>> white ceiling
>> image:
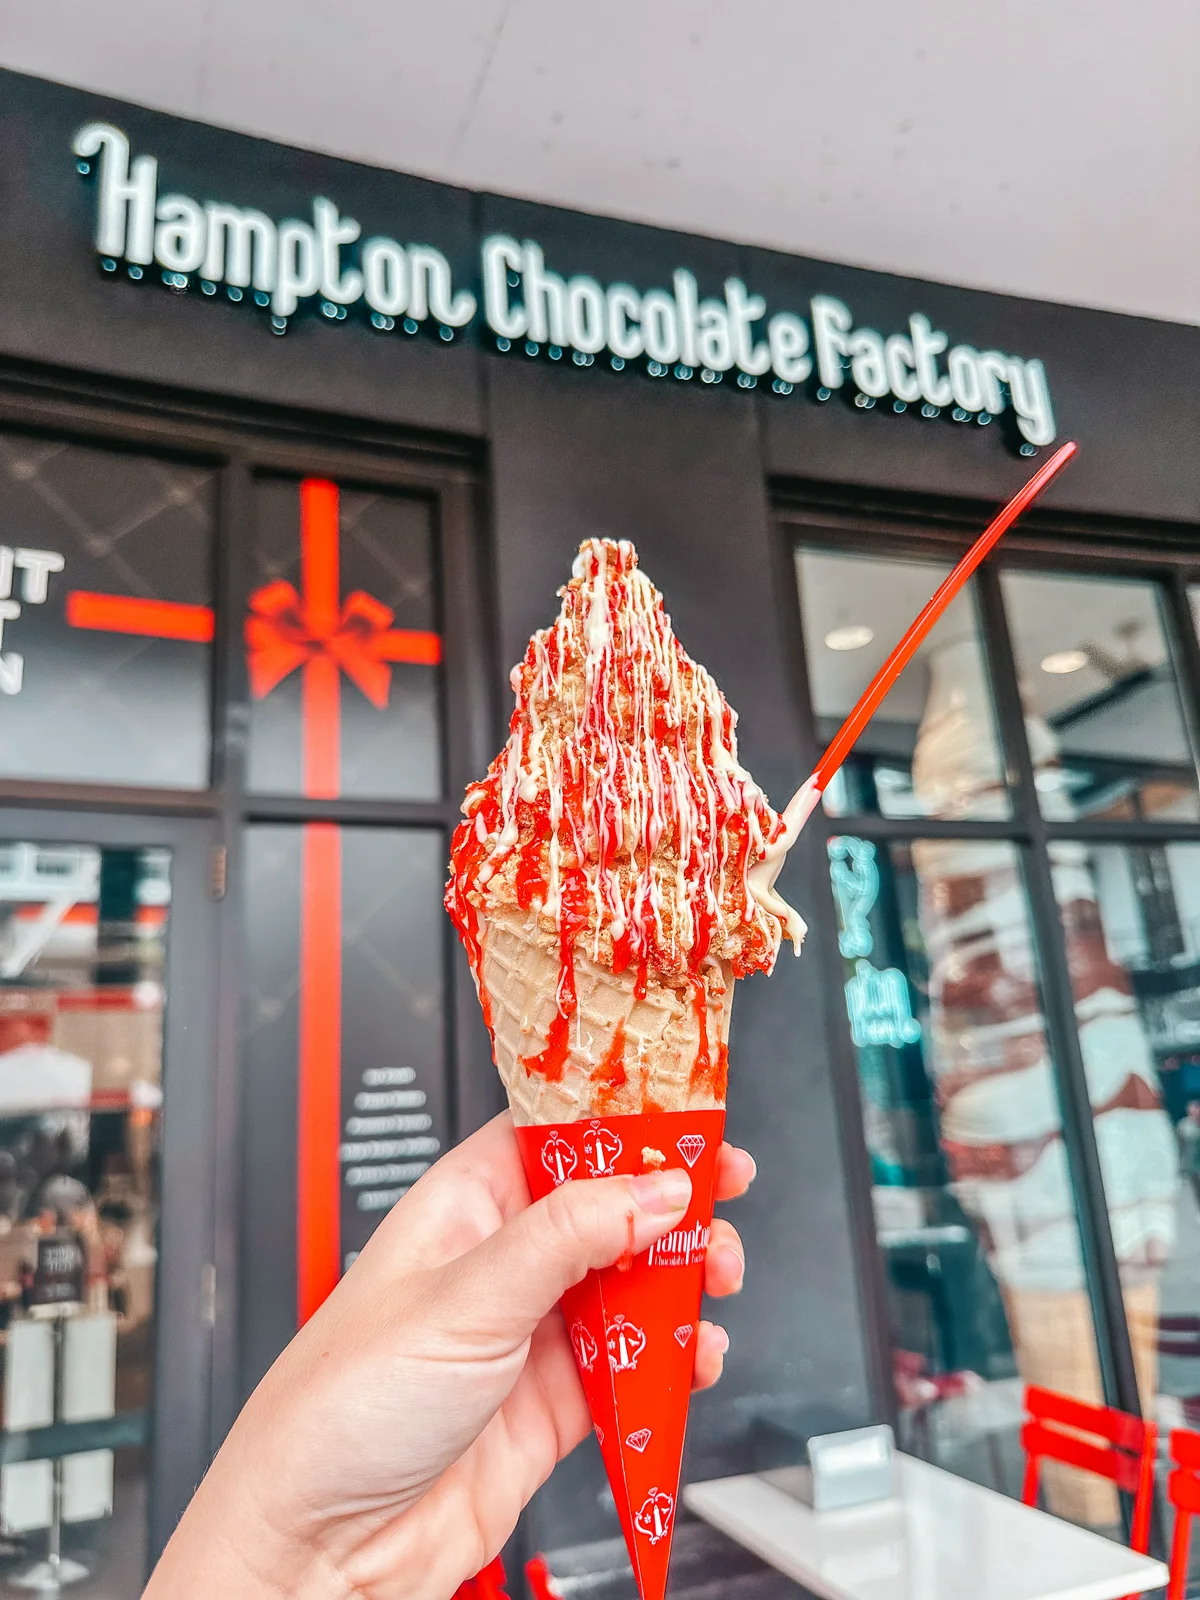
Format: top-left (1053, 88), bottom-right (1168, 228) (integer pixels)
top-left (2, 1), bottom-right (1196, 323)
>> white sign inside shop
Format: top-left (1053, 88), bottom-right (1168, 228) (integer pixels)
top-left (74, 122), bottom-right (1056, 447)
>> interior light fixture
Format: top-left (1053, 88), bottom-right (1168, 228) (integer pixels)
top-left (825, 624), bottom-right (874, 652)
top-left (1040, 649), bottom-right (1088, 675)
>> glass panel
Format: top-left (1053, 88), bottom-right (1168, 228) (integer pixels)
top-left (246, 477), bottom-right (442, 800)
top-left (0, 431), bottom-right (214, 788)
top-left (1049, 840), bottom-right (1200, 1564)
top-left (830, 835), bottom-right (1114, 1527)
top-left (0, 841), bottom-right (167, 1593)
top-left (796, 548), bottom-right (1008, 820)
top-left (1002, 570), bottom-right (1198, 821)
top-left (241, 825), bottom-right (448, 1390)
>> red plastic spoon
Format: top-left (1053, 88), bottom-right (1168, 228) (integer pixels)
top-left (749, 440), bottom-right (1079, 942)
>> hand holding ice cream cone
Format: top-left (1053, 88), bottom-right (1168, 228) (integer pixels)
top-left (445, 451), bottom-right (1075, 1598)
top-left (445, 538), bottom-right (797, 1595)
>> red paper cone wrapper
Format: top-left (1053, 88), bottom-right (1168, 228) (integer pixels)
top-left (515, 1108), bottom-right (725, 1600)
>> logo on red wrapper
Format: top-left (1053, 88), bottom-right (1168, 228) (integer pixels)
top-left (676, 1133), bottom-right (706, 1168)
top-left (606, 1314), bottom-right (646, 1372)
top-left (540, 1133), bottom-right (577, 1186)
top-left (634, 1488), bottom-right (675, 1545)
top-left (625, 1428), bottom-right (652, 1453)
top-left (674, 1324), bottom-right (694, 1347)
top-left (582, 1122), bottom-right (622, 1177)
top-left (647, 1220), bottom-right (710, 1267)
top-left (570, 1320), bottom-right (598, 1372)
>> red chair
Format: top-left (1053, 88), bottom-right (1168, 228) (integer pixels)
top-left (1168, 1429), bottom-right (1200, 1600)
top-left (1020, 1385), bottom-right (1157, 1555)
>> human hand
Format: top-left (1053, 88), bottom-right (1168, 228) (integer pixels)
top-left (145, 1112), bottom-right (754, 1600)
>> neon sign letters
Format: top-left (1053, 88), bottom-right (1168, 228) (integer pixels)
top-left (828, 837), bottom-right (923, 1052)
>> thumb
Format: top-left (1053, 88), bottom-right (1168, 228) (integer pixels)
top-left (439, 1169), bottom-right (692, 1346)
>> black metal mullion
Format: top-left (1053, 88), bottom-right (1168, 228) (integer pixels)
top-left (438, 475), bottom-right (504, 1145)
top-left (975, 562), bottom-right (1141, 1417)
top-left (208, 456), bottom-right (252, 1453)
top-left (0, 779), bottom-right (218, 816)
top-left (782, 524), bottom-right (898, 1427)
top-left (243, 794), bottom-right (459, 827)
top-left (815, 812), bottom-right (1030, 843)
top-left (1161, 571), bottom-right (1200, 787)
top-left (1044, 818), bottom-right (1200, 844)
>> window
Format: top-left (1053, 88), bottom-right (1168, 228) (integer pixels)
top-left (0, 431), bottom-right (214, 788)
top-left (0, 841), bottom-right (169, 1589)
top-left (793, 526), bottom-right (1200, 1534)
top-left (829, 832), bottom-right (1110, 1521)
top-left (796, 548), bottom-right (1007, 821)
top-left (246, 477), bottom-right (441, 800)
top-left (241, 824), bottom-right (450, 1382)
top-left (1003, 571), bottom-right (1198, 821)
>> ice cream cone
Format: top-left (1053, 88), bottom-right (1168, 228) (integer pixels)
top-left (515, 1106), bottom-right (724, 1600)
top-left (446, 540), bottom-right (803, 1600)
top-left (480, 904), bottom-right (731, 1126)
top-left (480, 903), bottom-right (732, 1598)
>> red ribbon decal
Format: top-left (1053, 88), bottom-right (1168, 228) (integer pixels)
top-left (245, 582), bottom-right (397, 708)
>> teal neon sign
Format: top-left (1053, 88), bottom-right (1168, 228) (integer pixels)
top-left (827, 837), bottom-right (922, 1052)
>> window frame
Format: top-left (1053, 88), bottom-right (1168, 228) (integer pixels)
top-left (0, 359), bottom-right (498, 1458)
top-left (777, 478), bottom-right (1200, 1436)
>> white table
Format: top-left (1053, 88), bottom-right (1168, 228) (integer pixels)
top-left (683, 1454), bottom-right (1169, 1600)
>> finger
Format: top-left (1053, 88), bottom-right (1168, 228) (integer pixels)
top-left (430, 1111), bottom-right (533, 1220)
top-left (704, 1217), bottom-right (745, 1298)
top-left (363, 1112), bottom-right (536, 1276)
top-left (691, 1322), bottom-right (730, 1392)
top-left (714, 1144), bottom-right (756, 1202)
top-left (439, 1168), bottom-right (693, 1350)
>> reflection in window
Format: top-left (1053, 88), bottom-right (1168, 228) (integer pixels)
top-left (1053, 846), bottom-right (1200, 1511)
top-left (1002, 571), bottom-right (1198, 821)
top-left (832, 836), bottom-right (1130, 1527)
top-left (0, 843), bottom-right (167, 1591)
top-left (796, 549), bottom-right (1007, 821)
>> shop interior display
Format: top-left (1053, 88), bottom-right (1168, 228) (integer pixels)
top-left (0, 844), bottom-right (165, 1589)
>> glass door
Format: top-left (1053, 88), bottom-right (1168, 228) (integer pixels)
top-left (0, 809), bottom-right (216, 1595)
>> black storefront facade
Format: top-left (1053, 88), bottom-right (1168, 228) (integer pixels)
top-left (0, 65), bottom-right (1199, 1594)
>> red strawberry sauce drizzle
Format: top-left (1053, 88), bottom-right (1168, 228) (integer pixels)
top-left (445, 538), bottom-right (787, 1088)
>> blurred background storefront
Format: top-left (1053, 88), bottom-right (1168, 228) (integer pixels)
top-left (0, 12), bottom-right (1195, 1592)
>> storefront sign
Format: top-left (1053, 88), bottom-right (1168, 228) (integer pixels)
top-left (72, 122), bottom-right (1056, 449)
top-left (0, 545), bottom-right (66, 695)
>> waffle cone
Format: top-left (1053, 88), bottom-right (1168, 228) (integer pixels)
top-left (480, 904), bottom-right (732, 1125)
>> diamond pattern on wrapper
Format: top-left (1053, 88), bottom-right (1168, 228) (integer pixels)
top-left (675, 1133), bottom-right (706, 1168)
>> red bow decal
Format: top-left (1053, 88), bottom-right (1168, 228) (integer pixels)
top-left (245, 580), bottom-right (397, 708)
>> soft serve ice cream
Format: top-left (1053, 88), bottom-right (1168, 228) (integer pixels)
top-left (446, 536), bottom-right (803, 1124)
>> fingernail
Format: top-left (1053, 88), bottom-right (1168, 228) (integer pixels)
top-left (719, 1246), bottom-right (745, 1284)
top-left (631, 1169), bottom-right (692, 1214)
top-left (715, 1326), bottom-right (731, 1354)
top-left (744, 1154), bottom-right (758, 1183)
